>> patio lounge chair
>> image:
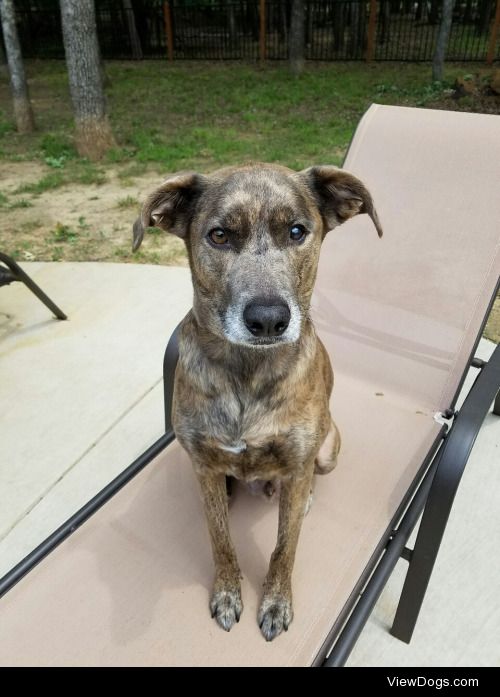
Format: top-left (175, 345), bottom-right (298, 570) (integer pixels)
top-left (0, 104), bottom-right (499, 666)
top-left (0, 252), bottom-right (67, 320)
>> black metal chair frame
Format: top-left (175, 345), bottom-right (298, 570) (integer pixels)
top-left (0, 279), bottom-right (499, 666)
top-left (0, 252), bottom-right (67, 320)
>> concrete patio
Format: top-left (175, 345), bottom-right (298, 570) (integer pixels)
top-left (1, 261), bottom-right (498, 667)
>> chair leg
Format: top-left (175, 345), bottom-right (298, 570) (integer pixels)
top-left (391, 344), bottom-right (500, 643)
top-left (494, 389), bottom-right (500, 416)
top-left (390, 495), bottom-right (444, 643)
top-left (0, 253), bottom-right (67, 320)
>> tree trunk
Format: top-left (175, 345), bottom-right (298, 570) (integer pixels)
top-left (432, 0), bottom-right (455, 82)
top-left (0, 0), bottom-right (35, 133)
top-left (289, 0), bottom-right (304, 75)
top-left (227, 0), bottom-right (237, 46)
top-left (122, 0), bottom-right (142, 59)
top-left (60, 0), bottom-right (115, 160)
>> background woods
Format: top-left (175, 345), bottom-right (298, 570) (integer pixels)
top-left (2, 0), bottom-right (499, 63)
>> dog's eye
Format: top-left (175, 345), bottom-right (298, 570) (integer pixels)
top-left (290, 224), bottom-right (307, 243)
top-left (208, 228), bottom-right (229, 246)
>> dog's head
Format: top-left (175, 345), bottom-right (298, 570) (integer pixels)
top-left (133, 164), bottom-right (382, 348)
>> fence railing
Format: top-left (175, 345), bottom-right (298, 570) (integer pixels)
top-left (7, 0), bottom-right (500, 63)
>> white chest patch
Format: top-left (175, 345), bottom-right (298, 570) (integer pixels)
top-left (219, 441), bottom-right (247, 454)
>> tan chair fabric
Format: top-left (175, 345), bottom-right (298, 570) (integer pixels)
top-left (1, 105), bottom-right (499, 666)
top-left (315, 105), bottom-right (500, 413)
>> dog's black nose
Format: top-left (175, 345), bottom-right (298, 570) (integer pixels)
top-left (243, 297), bottom-right (291, 337)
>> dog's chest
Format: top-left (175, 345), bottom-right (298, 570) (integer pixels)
top-left (219, 440), bottom-right (247, 454)
top-left (185, 387), bottom-right (304, 479)
top-left (207, 387), bottom-right (282, 450)
top-left (209, 432), bottom-right (297, 481)
top-left (174, 337), bottom-right (324, 479)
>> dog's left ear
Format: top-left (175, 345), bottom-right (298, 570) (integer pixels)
top-left (298, 165), bottom-right (383, 238)
top-left (132, 171), bottom-right (207, 251)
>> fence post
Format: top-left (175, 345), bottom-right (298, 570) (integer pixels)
top-left (487, 0), bottom-right (500, 65)
top-left (259, 0), bottom-right (266, 62)
top-left (366, 0), bottom-right (378, 61)
top-left (163, 1), bottom-right (174, 61)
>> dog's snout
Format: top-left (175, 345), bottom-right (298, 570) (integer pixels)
top-left (243, 297), bottom-right (291, 338)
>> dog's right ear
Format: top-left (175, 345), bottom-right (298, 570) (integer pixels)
top-left (132, 172), bottom-right (207, 251)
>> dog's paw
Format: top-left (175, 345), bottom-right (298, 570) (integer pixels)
top-left (258, 594), bottom-right (293, 641)
top-left (210, 588), bottom-right (243, 632)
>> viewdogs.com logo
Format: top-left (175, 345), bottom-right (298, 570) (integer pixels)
top-left (387, 677), bottom-right (479, 689)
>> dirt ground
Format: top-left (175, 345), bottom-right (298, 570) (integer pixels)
top-left (0, 161), bottom-right (187, 267)
top-left (1, 159), bottom-right (498, 342)
top-left (485, 298), bottom-right (500, 344)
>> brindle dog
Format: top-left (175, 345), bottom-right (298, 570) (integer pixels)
top-left (133, 164), bottom-right (382, 641)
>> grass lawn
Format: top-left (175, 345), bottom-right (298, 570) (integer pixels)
top-left (0, 60), bottom-right (499, 339)
top-left (3, 61), bottom-right (499, 173)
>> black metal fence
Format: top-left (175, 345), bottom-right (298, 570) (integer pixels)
top-left (7, 0), bottom-right (500, 63)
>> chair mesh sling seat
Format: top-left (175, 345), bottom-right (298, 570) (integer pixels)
top-left (1, 105), bottom-right (499, 666)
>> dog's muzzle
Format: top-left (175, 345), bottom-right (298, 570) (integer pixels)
top-left (243, 296), bottom-right (290, 338)
top-left (222, 292), bottom-right (301, 347)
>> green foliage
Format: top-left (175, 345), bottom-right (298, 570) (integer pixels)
top-left (77, 216), bottom-right (90, 230)
top-left (146, 226), bottom-right (162, 236)
top-left (375, 79), bottom-right (448, 107)
top-left (75, 166), bottom-right (107, 186)
top-left (0, 112), bottom-right (14, 138)
top-left (51, 222), bottom-right (79, 243)
top-left (40, 134), bottom-right (76, 160)
top-left (116, 162), bottom-right (146, 180)
top-left (15, 172), bottom-right (65, 195)
top-left (117, 195), bottom-right (138, 209)
top-left (9, 198), bottom-right (33, 209)
top-left (102, 62), bottom-right (466, 171)
top-left (0, 61), bottom-right (491, 189)
top-left (44, 156), bottom-right (67, 169)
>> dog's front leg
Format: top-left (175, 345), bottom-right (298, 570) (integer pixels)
top-left (258, 463), bottom-right (314, 641)
top-left (197, 471), bottom-right (243, 632)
